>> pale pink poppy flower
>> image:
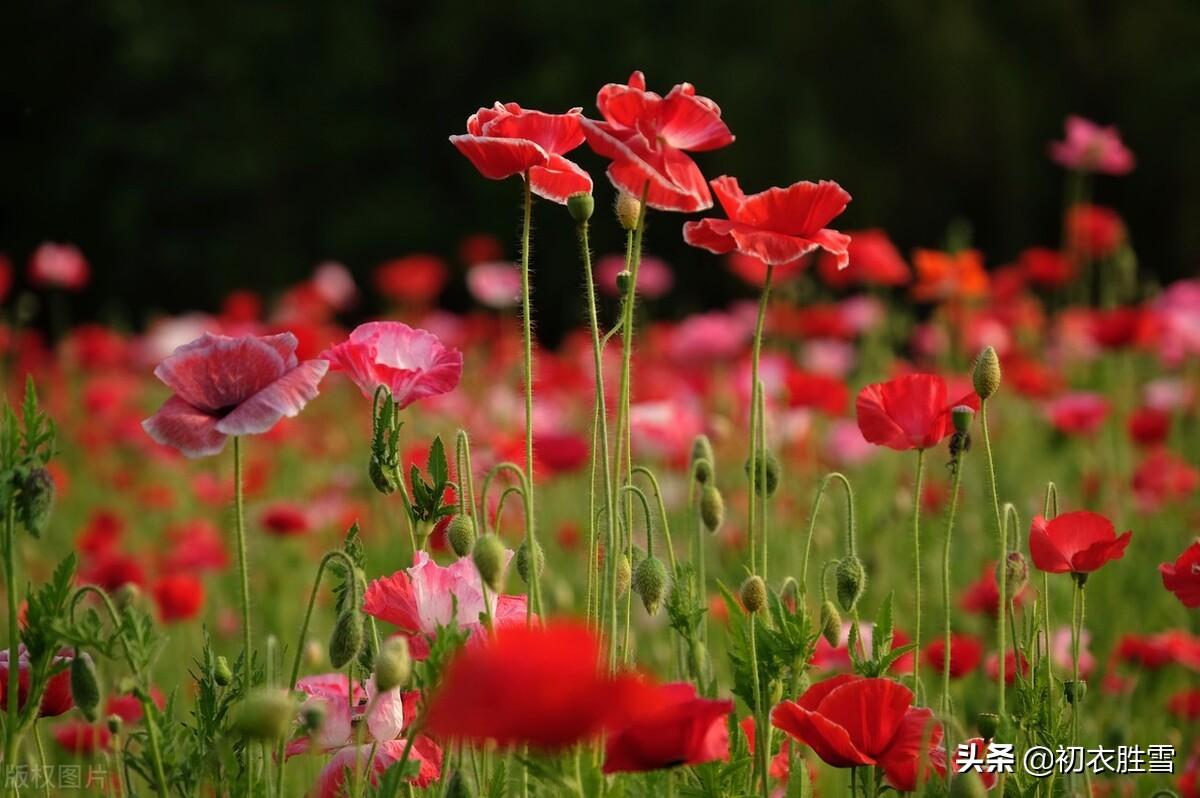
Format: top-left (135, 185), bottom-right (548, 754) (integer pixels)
top-left (311, 261), bottom-right (358, 311)
top-left (1051, 626), bottom-right (1095, 678)
top-left (142, 332), bottom-right (328, 457)
top-left (1049, 115), bottom-right (1135, 176)
top-left (824, 419), bottom-right (878, 467)
top-left (910, 322), bottom-right (949, 361)
top-left (733, 352), bottom-right (789, 411)
top-left (801, 339), bottom-right (856, 378)
top-left (321, 322), bottom-right (463, 406)
top-left (466, 261), bottom-right (522, 309)
top-left (28, 242), bottom-right (90, 291)
top-left (629, 397), bottom-right (705, 462)
top-left (838, 295), bottom-right (885, 335)
top-left (1154, 279), bottom-right (1200, 365)
top-left (1144, 377), bottom-right (1194, 412)
top-left (666, 311), bottom-right (752, 365)
top-left (596, 253), bottom-right (674, 298)
top-left (1045, 392), bottom-right (1109, 437)
top-left (289, 675), bottom-right (442, 793)
top-left (137, 314), bottom-right (223, 366)
top-left (1050, 308), bottom-right (1102, 364)
top-left (363, 551), bottom-right (528, 657)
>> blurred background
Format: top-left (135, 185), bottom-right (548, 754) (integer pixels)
top-left (3, 0), bottom-right (1199, 345)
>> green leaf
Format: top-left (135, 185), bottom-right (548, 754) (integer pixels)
top-left (428, 435), bottom-right (449, 488)
top-left (873, 592), bottom-right (895, 663)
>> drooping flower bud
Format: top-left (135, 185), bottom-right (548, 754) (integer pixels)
top-left (976, 711), bottom-right (999, 740)
top-left (1065, 679), bottom-right (1086, 705)
top-left (447, 514), bottom-right (476, 558)
top-left (328, 609), bottom-right (364, 669)
top-left (233, 688), bottom-right (296, 740)
top-left (999, 551), bottom-right (1028, 598)
top-left (744, 450), bottom-right (780, 497)
top-left (113, 583), bottom-right (141, 611)
top-left (690, 435), bottom-right (715, 474)
top-left (473, 534), bottom-right (505, 593)
top-left (17, 466), bottom-right (54, 537)
top-left (515, 539), bottom-right (544, 584)
top-left (567, 192), bottom-right (594, 224)
top-left (372, 639), bottom-right (408, 693)
top-left (819, 600), bottom-right (842, 647)
top-left (106, 714), bottom-right (123, 735)
top-left (740, 575), bottom-right (767, 614)
top-left (369, 455), bottom-right (397, 495)
top-left (213, 655), bottom-right (233, 687)
top-left (615, 193), bottom-right (641, 231)
top-left (952, 404), bottom-right (975, 434)
top-left (70, 651), bottom-right (101, 722)
top-left (972, 346), bottom-right (1002, 400)
top-left (835, 555), bottom-right (867, 612)
top-left (700, 485), bottom-right (724, 533)
top-left (615, 553), bottom-right (632, 598)
top-left (633, 555), bottom-right (669, 615)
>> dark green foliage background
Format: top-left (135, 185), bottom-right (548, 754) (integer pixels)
top-left (3, 1), bottom-right (1198, 342)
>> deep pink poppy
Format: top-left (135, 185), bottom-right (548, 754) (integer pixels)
top-left (142, 333), bottom-right (328, 458)
top-left (1049, 115), bottom-right (1135, 175)
top-left (1028, 511), bottom-right (1132, 575)
top-left (321, 322), bottom-right (462, 407)
top-left (450, 102), bottom-right (592, 204)
top-left (684, 176), bottom-right (852, 270)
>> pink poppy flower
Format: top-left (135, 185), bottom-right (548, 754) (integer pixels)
top-left (666, 311), bottom-right (752, 366)
top-left (466, 261), bottom-right (522, 309)
top-left (450, 102), bottom-right (592, 204)
top-left (596, 254), bottom-right (674, 299)
top-left (321, 322), bottom-right (463, 406)
top-left (363, 551), bottom-right (528, 657)
top-left (28, 241), bottom-right (90, 291)
top-left (311, 261), bottom-right (357, 311)
top-left (142, 333), bottom-right (328, 458)
top-left (1049, 115), bottom-right (1135, 175)
top-left (1045, 392), bottom-right (1109, 437)
top-left (289, 674), bottom-right (441, 793)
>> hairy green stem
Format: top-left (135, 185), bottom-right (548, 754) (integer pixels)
top-left (979, 400), bottom-right (1008, 714)
top-left (516, 173), bottom-right (543, 623)
top-left (799, 472), bottom-right (856, 599)
top-left (746, 263), bottom-right (775, 576)
top-left (911, 448), bottom-right (926, 700)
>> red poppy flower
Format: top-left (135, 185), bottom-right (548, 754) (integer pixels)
top-left (373, 255), bottom-right (448, 306)
top-left (152, 573), bottom-right (205, 622)
top-left (259, 502), bottom-right (312, 536)
top-left (54, 721), bottom-right (111, 755)
top-left (1168, 689), bottom-right (1200, 721)
top-left (960, 562), bottom-right (1030, 616)
top-left (1019, 247), bottom-right (1075, 288)
top-left (922, 634), bottom-right (983, 678)
top-left (0, 646), bottom-right (73, 718)
top-left (817, 229), bottom-right (909, 288)
top-left (450, 102), bottom-right (592, 204)
top-left (424, 621), bottom-right (649, 749)
top-left (741, 716), bottom-right (793, 782)
top-left (1132, 449), bottom-right (1199, 511)
top-left (787, 370), bottom-right (849, 416)
top-left (1045, 392), bottom-right (1109, 437)
top-left (772, 675), bottom-right (940, 792)
top-left (1066, 204), bottom-right (1125, 260)
top-left (581, 71), bottom-right (733, 212)
top-left (910, 249), bottom-right (988, 302)
top-left (985, 650), bottom-right (1031, 685)
top-left (684, 176), bottom-right (851, 269)
top-left (1128, 406), bottom-right (1171, 447)
top-left (603, 682), bottom-right (733, 773)
top-left (855, 373), bottom-right (979, 451)
top-left (1160, 541), bottom-right (1200, 609)
top-left (1028, 511), bottom-right (1132, 575)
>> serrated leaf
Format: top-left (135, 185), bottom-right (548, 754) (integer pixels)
top-left (873, 592), bottom-right (895, 662)
top-left (428, 435), bottom-right (448, 488)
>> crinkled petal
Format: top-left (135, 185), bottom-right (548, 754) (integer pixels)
top-left (142, 396), bottom-right (227, 458)
top-left (659, 85), bottom-right (734, 152)
top-left (529, 154), bottom-right (593, 204)
top-left (483, 110), bottom-right (585, 155)
top-left (771, 702), bottom-right (873, 768)
top-left (154, 334), bottom-right (286, 413)
top-left (877, 707), bottom-right (941, 791)
top-left (215, 359), bottom-right (328, 436)
top-left (450, 135), bottom-right (549, 181)
top-left (814, 678), bottom-right (913, 758)
top-left (682, 218), bottom-right (739, 255)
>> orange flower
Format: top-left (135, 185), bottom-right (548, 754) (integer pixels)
top-left (911, 249), bottom-right (988, 302)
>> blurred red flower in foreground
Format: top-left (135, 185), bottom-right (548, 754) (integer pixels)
top-left (28, 241), bottom-right (90, 291)
top-left (582, 71), bottom-right (733, 212)
top-left (1160, 541), bottom-right (1200, 609)
top-left (424, 621), bottom-right (648, 749)
top-left (1049, 115), bottom-right (1135, 175)
top-left (772, 674), bottom-right (940, 791)
top-left (451, 103), bottom-right (592, 204)
top-left (856, 373), bottom-right (979, 451)
top-left (684, 176), bottom-right (851, 269)
top-left (603, 682), bottom-right (733, 773)
top-left (1028, 511), bottom-right (1132, 575)
top-left (321, 322), bottom-right (462, 406)
top-left (142, 333), bottom-right (328, 458)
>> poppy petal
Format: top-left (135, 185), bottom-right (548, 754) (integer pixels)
top-left (215, 359), bottom-right (328, 436)
top-left (142, 397), bottom-right (226, 458)
top-left (450, 135), bottom-right (549, 181)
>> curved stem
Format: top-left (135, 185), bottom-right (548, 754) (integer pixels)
top-left (800, 473), bottom-right (856, 598)
top-left (619, 484), bottom-right (656, 560)
top-left (979, 400), bottom-right (1008, 715)
top-left (911, 448), bottom-right (926, 700)
top-left (631, 466), bottom-right (677, 574)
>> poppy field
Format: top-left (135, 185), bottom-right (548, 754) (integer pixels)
top-left (3, 72), bottom-right (1200, 798)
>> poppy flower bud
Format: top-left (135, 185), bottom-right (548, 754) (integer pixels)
top-left (700, 485), bottom-right (725, 533)
top-left (950, 770), bottom-right (989, 798)
top-left (690, 435), bottom-right (715, 473)
top-left (972, 346), bottom-right (1002, 400)
top-left (951, 404), bottom-right (975, 434)
top-left (70, 651), bottom-right (101, 722)
top-left (17, 466), bottom-right (54, 537)
top-left (835, 555), bottom-right (867, 612)
top-left (744, 450), bottom-right (780, 497)
top-left (999, 551), bottom-right (1028, 597)
top-left (447, 514), bottom-right (476, 558)
top-left (328, 609), bottom-right (364, 669)
top-left (368, 456), bottom-right (397, 495)
top-left (106, 714), bottom-right (123, 735)
top-left (374, 637), bottom-right (412, 692)
top-left (615, 193), bottom-right (641, 231)
top-left (567, 192), bottom-right (594, 224)
top-left (615, 553), bottom-right (632, 598)
top-left (300, 702), bottom-right (325, 735)
top-left (516, 540), bottom-right (545, 584)
top-left (633, 555), bottom-right (669, 615)
top-left (113, 583), bottom-right (141, 610)
top-left (976, 711), bottom-right (999, 740)
top-left (819, 600), bottom-right (842, 646)
top-left (615, 270), bottom-right (634, 295)
top-left (213, 655), bottom-right (233, 687)
top-left (473, 534), bottom-right (505, 593)
top-left (234, 688), bottom-right (296, 740)
top-left (740, 575), bottom-right (767, 614)
top-left (1065, 679), bottom-right (1086, 705)
top-left (693, 459), bottom-right (713, 484)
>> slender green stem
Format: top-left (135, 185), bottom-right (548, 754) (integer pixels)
top-left (756, 388), bottom-right (769, 580)
top-left (1042, 483), bottom-right (1058, 728)
top-left (516, 173), bottom-right (542, 623)
top-left (232, 436), bottom-right (256, 796)
top-left (979, 400), bottom-right (1008, 714)
top-left (941, 458), bottom-right (966, 721)
top-left (799, 473), bottom-right (856, 599)
top-left (632, 466), bottom-right (676, 574)
top-left (911, 448), bottom-right (926, 700)
top-left (747, 264), bottom-right (775, 576)
top-left (4, 499), bottom-right (19, 772)
top-left (747, 612), bottom-right (768, 798)
top-left (32, 721), bottom-right (50, 798)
